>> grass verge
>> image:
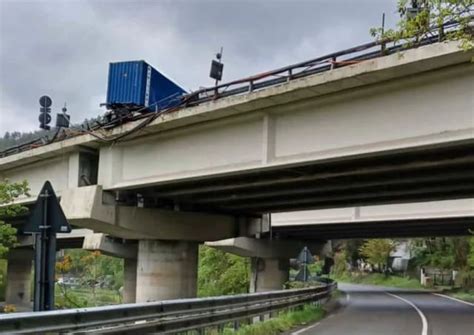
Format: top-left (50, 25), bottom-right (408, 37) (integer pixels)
top-left (223, 304), bottom-right (325, 335)
top-left (449, 290), bottom-right (474, 303)
top-left (333, 273), bottom-right (423, 289)
top-left (55, 286), bottom-right (121, 308)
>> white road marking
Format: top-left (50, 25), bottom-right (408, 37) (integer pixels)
top-left (432, 293), bottom-right (474, 307)
top-left (291, 322), bottom-right (321, 335)
top-left (346, 293), bottom-right (351, 302)
top-left (386, 292), bottom-right (428, 335)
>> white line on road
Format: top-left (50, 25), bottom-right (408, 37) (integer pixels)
top-left (291, 322), bottom-right (321, 335)
top-left (432, 293), bottom-right (474, 307)
top-left (386, 292), bottom-right (428, 335)
top-left (346, 293), bottom-right (351, 302)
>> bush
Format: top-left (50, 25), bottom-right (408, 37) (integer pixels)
top-left (198, 246), bottom-right (249, 297)
top-left (332, 250), bottom-right (348, 277)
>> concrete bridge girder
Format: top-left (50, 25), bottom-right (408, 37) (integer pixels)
top-left (82, 233), bottom-right (137, 259)
top-left (0, 42), bottom-right (472, 214)
top-left (205, 236), bottom-right (331, 259)
top-left (59, 185), bottom-right (239, 242)
top-left (15, 229), bottom-right (138, 260)
top-left (271, 198), bottom-right (474, 240)
top-left (93, 51), bottom-right (474, 215)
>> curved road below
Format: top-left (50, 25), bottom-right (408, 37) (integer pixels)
top-left (294, 283), bottom-right (474, 335)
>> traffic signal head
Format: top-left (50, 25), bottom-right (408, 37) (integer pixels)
top-left (39, 112), bottom-right (52, 130)
top-left (39, 95), bottom-right (52, 130)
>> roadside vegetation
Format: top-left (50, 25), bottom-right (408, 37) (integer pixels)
top-left (451, 290), bottom-right (474, 303)
top-left (0, 180), bottom-right (29, 256)
top-left (222, 305), bottom-right (325, 335)
top-left (198, 245), bottom-right (249, 297)
top-left (54, 250), bottom-right (124, 307)
top-left (333, 272), bottom-right (423, 289)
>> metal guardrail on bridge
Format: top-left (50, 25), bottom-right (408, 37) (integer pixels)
top-left (0, 282), bottom-right (336, 334)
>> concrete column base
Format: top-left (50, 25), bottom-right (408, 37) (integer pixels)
top-left (250, 258), bottom-right (289, 293)
top-left (5, 248), bottom-right (34, 309)
top-left (136, 240), bottom-right (198, 302)
top-left (123, 258), bottom-right (137, 303)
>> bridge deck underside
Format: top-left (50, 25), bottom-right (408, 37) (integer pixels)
top-left (127, 140), bottom-right (474, 216)
top-left (270, 217), bottom-right (474, 240)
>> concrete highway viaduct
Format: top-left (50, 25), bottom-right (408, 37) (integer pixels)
top-left (0, 41), bottom-right (473, 309)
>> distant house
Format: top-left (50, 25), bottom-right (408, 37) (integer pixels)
top-left (390, 241), bottom-right (412, 272)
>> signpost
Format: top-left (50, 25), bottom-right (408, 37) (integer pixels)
top-left (23, 181), bottom-right (71, 311)
top-left (295, 246), bottom-right (314, 282)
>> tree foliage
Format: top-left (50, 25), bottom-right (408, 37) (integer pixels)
top-left (410, 237), bottom-right (472, 270)
top-left (0, 180), bottom-right (29, 257)
top-left (198, 245), bottom-right (249, 297)
top-left (410, 236), bottom-right (474, 288)
top-left (371, 0), bottom-right (473, 50)
top-left (359, 239), bottom-right (396, 270)
top-left (332, 249), bottom-right (348, 277)
top-left (469, 237), bottom-right (474, 268)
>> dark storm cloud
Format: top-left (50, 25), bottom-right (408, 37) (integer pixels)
top-left (0, 0), bottom-right (398, 133)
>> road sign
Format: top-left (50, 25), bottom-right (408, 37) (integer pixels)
top-left (295, 246), bottom-right (314, 282)
top-left (297, 246), bottom-right (314, 265)
top-left (39, 95), bottom-right (52, 108)
top-left (24, 181), bottom-right (71, 234)
top-left (24, 181), bottom-right (71, 311)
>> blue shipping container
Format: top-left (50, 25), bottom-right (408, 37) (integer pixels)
top-left (106, 60), bottom-right (186, 111)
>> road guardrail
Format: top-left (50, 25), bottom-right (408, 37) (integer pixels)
top-left (0, 282), bottom-right (336, 334)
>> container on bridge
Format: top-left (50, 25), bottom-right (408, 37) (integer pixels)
top-left (106, 60), bottom-right (186, 112)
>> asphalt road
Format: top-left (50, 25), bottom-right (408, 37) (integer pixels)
top-left (293, 283), bottom-right (474, 335)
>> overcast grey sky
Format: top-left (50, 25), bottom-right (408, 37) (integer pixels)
top-left (0, 0), bottom-right (399, 134)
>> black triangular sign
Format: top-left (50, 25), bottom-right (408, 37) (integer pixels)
top-left (297, 247), bottom-right (314, 264)
top-left (295, 267), bottom-right (311, 282)
top-left (23, 181), bottom-right (71, 233)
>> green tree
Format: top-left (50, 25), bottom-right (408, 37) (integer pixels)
top-left (198, 245), bottom-right (249, 297)
top-left (332, 249), bottom-right (348, 277)
top-left (410, 237), bottom-right (471, 270)
top-left (468, 237), bottom-right (474, 268)
top-left (371, 0), bottom-right (473, 50)
top-left (359, 239), bottom-right (396, 271)
top-left (344, 239), bottom-right (364, 267)
top-left (0, 180), bottom-right (29, 256)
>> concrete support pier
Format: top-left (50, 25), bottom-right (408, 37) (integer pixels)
top-left (123, 258), bottom-right (137, 303)
top-left (250, 258), bottom-right (289, 293)
top-left (5, 248), bottom-right (34, 309)
top-left (136, 240), bottom-right (198, 302)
